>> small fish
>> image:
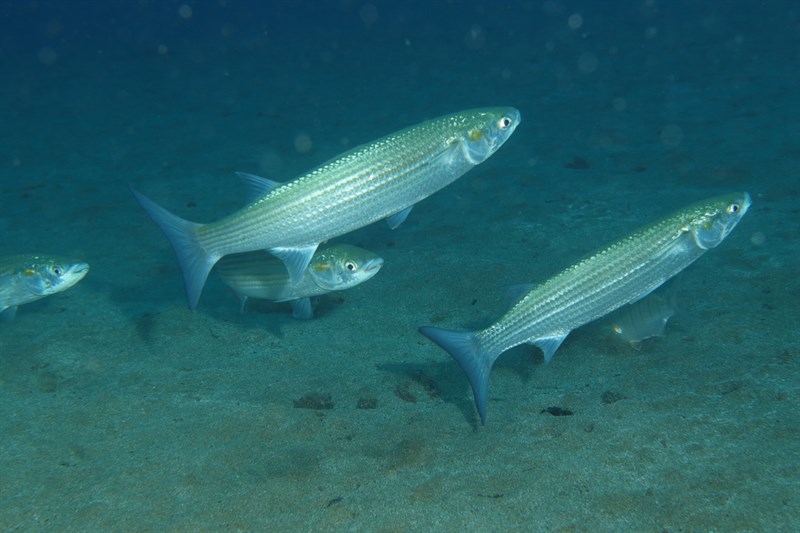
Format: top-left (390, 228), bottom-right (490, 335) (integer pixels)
top-left (0, 254), bottom-right (89, 321)
top-left (131, 107), bottom-right (520, 309)
top-left (216, 244), bottom-right (384, 319)
top-left (420, 192), bottom-right (751, 424)
top-left (611, 289), bottom-right (677, 349)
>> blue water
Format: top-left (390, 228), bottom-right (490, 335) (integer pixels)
top-left (1, 1), bottom-right (798, 531)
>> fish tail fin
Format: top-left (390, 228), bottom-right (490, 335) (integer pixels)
top-left (418, 326), bottom-right (494, 425)
top-left (129, 186), bottom-right (216, 309)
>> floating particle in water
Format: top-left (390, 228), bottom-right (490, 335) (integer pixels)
top-left (578, 53), bottom-right (598, 74)
top-left (567, 13), bottom-right (583, 30)
top-left (37, 47), bottom-right (57, 66)
top-left (359, 3), bottom-right (378, 26)
top-left (465, 24), bottom-right (486, 50)
top-left (612, 97), bottom-right (627, 111)
top-left (294, 133), bottom-right (313, 154)
top-left (659, 124), bottom-right (684, 147)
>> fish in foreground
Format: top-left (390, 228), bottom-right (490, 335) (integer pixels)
top-left (420, 192), bottom-right (751, 424)
top-left (131, 107), bottom-right (520, 309)
top-left (216, 244), bottom-right (384, 319)
top-left (0, 254), bottom-right (89, 321)
top-left (611, 288), bottom-right (677, 349)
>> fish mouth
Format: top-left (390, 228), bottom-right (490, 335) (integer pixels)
top-left (66, 263), bottom-right (90, 283)
top-left (71, 262), bottom-right (90, 275)
top-left (362, 257), bottom-right (384, 273)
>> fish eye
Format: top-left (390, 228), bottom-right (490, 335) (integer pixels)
top-left (51, 265), bottom-right (63, 276)
top-left (727, 202), bottom-right (740, 214)
top-left (345, 261), bottom-right (358, 272)
top-left (497, 116), bottom-right (513, 129)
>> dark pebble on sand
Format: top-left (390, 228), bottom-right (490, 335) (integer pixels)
top-left (540, 406), bottom-right (574, 416)
top-left (293, 393), bottom-right (334, 410)
top-left (357, 397), bottom-right (377, 409)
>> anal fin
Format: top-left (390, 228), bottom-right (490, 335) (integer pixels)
top-left (529, 333), bottom-right (569, 363)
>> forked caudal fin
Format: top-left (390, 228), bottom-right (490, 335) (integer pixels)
top-left (129, 186), bottom-right (217, 309)
top-left (418, 326), bottom-right (494, 425)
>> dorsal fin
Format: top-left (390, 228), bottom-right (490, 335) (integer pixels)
top-left (236, 172), bottom-right (283, 203)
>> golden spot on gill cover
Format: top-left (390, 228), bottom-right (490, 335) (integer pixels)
top-left (23, 269), bottom-right (36, 276)
top-left (469, 130), bottom-right (484, 142)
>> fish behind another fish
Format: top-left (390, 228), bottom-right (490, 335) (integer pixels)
top-left (0, 254), bottom-right (89, 321)
top-left (610, 288), bottom-right (677, 349)
top-left (216, 244), bottom-right (384, 319)
top-left (420, 192), bottom-right (751, 425)
top-left (131, 107), bottom-right (520, 309)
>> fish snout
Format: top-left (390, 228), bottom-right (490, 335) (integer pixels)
top-left (363, 256), bottom-right (384, 273)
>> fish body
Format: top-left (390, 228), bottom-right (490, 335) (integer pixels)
top-left (420, 192), bottom-right (751, 424)
top-left (611, 289), bottom-right (677, 349)
top-left (216, 244), bottom-right (384, 319)
top-left (0, 254), bottom-right (89, 320)
top-left (131, 107), bottom-right (520, 309)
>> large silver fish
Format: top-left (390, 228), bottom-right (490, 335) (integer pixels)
top-left (0, 254), bottom-right (89, 321)
top-left (420, 192), bottom-right (751, 424)
top-left (131, 107), bottom-right (520, 309)
top-left (216, 244), bottom-right (384, 319)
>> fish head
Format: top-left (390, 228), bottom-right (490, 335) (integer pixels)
top-left (307, 244), bottom-right (384, 292)
top-left (20, 256), bottom-right (90, 296)
top-left (456, 107), bottom-right (521, 165)
top-left (687, 192), bottom-right (751, 250)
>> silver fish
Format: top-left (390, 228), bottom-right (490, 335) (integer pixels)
top-left (131, 107), bottom-right (520, 309)
top-left (611, 288), bottom-right (677, 349)
top-left (420, 192), bottom-right (751, 424)
top-left (0, 254), bottom-right (89, 321)
top-left (216, 244), bottom-right (384, 319)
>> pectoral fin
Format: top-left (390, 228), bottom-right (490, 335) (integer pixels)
top-left (289, 298), bottom-right (314, 319)
top-left (386, 206), bottom-right (413, 229)
top-left (269, 244), bottom-right (319, 286)
top-left (235, 293), bottom-right (248, 313)
top-left (1, 306), bottom-right (18, 321)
